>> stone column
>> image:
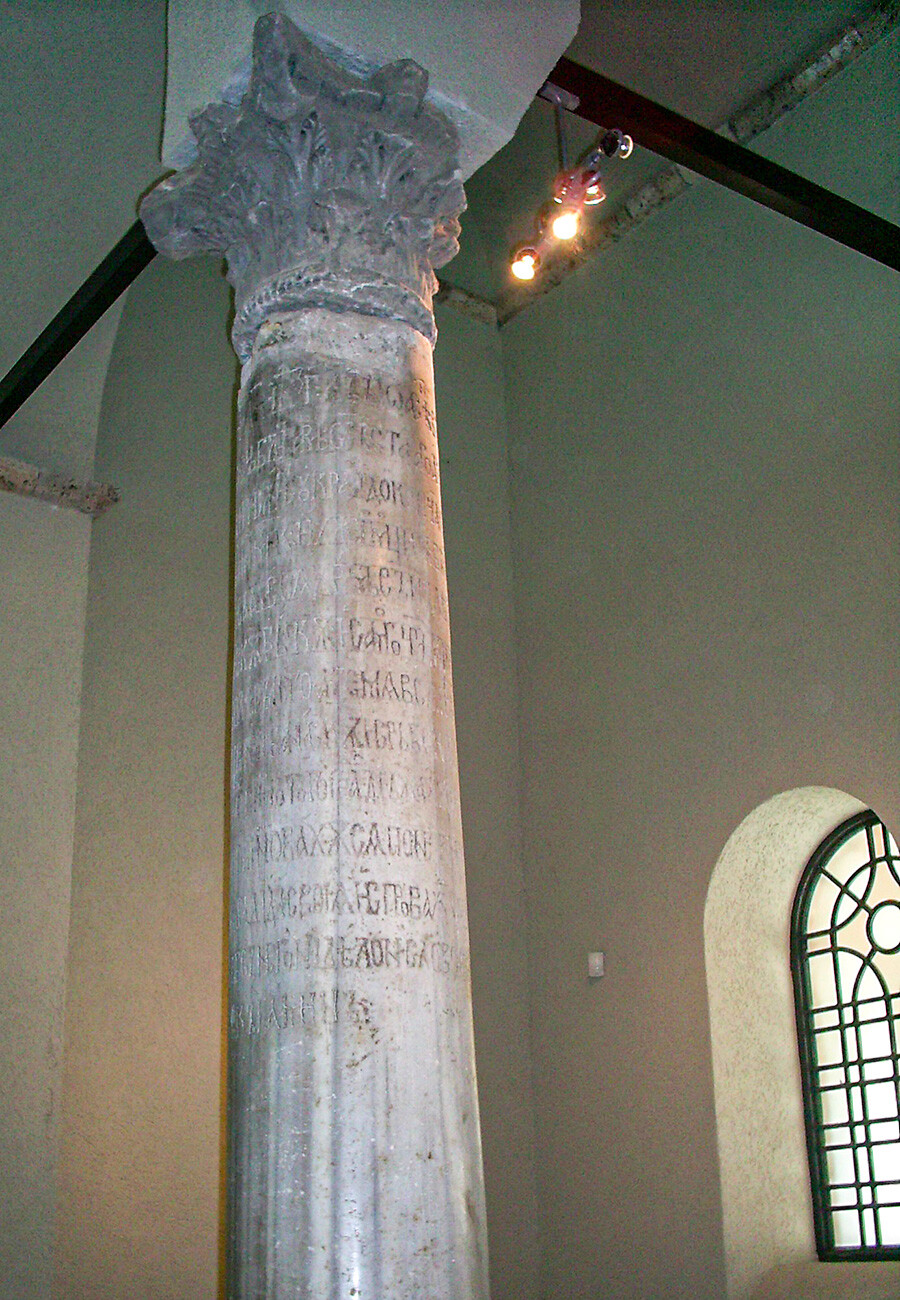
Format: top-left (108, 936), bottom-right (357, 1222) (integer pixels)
top-left (140, 14), bottom-right (488, 1299)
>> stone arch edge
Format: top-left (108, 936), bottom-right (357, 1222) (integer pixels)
top-left (704, 786), bottom-right (900, 1300)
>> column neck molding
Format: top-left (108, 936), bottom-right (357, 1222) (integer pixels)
top-left (140, 13), bottom-right (465, 358)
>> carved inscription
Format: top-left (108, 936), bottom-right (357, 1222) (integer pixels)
top-left (235, 614), bottom-right (450, 674)
top-left (240, 516), bottom-right (445, 574)
top-left (234, 877), bottom-right (447, 927)
top-left (229, 988), bottom-right (373, 1037)
top-left (231, 345), bottom-right (464, 1036)
top-left (236, 768), bottom-right (435, 811)
top-left (248, 366), bottom-right (438, 435)
top-left (247, 821), bottom-right (434, 869)
top-left (237, 469), bottom-right (442, 531)
top-left (233, 933), bottom-right (463, 981)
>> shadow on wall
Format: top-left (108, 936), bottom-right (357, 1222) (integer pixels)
top-left (705, 786), bottom-right (900, 1300)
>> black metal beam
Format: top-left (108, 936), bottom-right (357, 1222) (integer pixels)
top-left (547, 56), bottom-right (900, 274)
top-left (1, 62), bottom-right (897, 430)
top-left (0, 220), bottom-right (156, 430)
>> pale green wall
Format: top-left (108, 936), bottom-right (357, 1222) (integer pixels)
top-left (56, 257), bottom-right (235, 1299)
top-left (37, 28), bottom-right (900, 1300)
top-left (436, 304), bottom-right (540, 1300)
top-left (498, 33), bottom-right (899, 1300)
top-left (0, 0), bottom-right (165, 480)
top-left (0, 494), bottom-right (90, 1300)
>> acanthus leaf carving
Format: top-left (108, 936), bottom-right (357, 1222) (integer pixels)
top-left (140, 13), bottom-right (466, 356)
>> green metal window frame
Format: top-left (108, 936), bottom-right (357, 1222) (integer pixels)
top-left (791, 810), bottom-right (900, 1260)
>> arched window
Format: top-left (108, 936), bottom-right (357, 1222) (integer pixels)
top-left (791, 810), bottom-right (900, 1260)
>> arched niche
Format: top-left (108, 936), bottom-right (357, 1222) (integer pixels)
top-left (705, 786), bottom-right (900, 1300)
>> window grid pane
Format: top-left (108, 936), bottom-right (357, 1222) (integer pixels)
top-left (792, 811), bottom-right (900, 1260)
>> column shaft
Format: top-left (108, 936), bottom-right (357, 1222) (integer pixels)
top-left (228, 309), bottom-right (487, 1297)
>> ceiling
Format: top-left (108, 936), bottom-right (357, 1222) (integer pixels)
top-left (454, 0), bottom-right (886, 301)
top-left (0, 1), bottom-right (891, 479)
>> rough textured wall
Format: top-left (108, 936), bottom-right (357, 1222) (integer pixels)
top-left (0, 495), bottom-right (90, 1300)
top-left (56, 257), bottom-right (235, 1299)
top-left (499, 34), bottom-right (899, 1300)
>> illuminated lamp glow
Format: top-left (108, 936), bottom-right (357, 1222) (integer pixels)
top-left (550, 207), bottom-right (580, 240)
top-left (510, 247), bottom-right (539, 280)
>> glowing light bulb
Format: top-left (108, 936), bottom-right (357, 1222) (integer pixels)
top-left (619, 133), bottom-right (634, 158)
top-left (510, 247), bottom-right (538, 280)
top-left (551, 207), bottom-right (580, 240)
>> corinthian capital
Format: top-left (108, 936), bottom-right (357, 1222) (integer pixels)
top-left (140, 13), bottom-right (466, 356)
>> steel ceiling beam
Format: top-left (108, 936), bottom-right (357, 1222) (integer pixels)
top-left (0, 221), bottom-right (156, 430)
top-left (545, 56), bottom-right (900, 273)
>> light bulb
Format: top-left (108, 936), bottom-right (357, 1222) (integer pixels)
top-left (510, 247), bottom-right (538, 280)
top-left (551, 207), bottom-right (580, 240)
top-left (584, 179), bottom-right (605, 206)
top-left (618, 133), bottom-right (634, 158)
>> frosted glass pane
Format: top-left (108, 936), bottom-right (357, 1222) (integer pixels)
top-left (837, 951), bottom-right (863, 1000)
top-left (871, 1142), bottom-right (900, 1183)
top-left (808, 954), bottom-right (837, 1008)
top-left (858, 965), bottom-right (884, 1001)
top-left (827, 1146), bottom-right (856, 1186)
top-left (842, 1029), bottom-right (859, 1063)
top-left (833, 1209), bottom-right (862, 1247)
top-left (821, 1090), bottom-right (849, 1126)
top-left (815, 1031), bottom-right (843, 1066)
top-left (860, 1021), bottom-right (892, 1060)
top-left (878, 1207), bottom-right (900, 1245)
top-left (871, 903), bottom-right (900, 953)
top-left (863, 1057), bottom-right (893, 1082)
top-left (865, 1082), bottom-right (899, 1121)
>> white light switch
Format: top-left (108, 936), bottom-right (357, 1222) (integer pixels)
top-left (588, 951), bottom-right (605, 979)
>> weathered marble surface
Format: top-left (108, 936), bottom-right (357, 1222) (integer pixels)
top-left (141, 16), bottom-right (487, 1295)
top-left (141, 13), bottom-right (465, 357)
top-left (229, 307), bottom-right (487, 1297)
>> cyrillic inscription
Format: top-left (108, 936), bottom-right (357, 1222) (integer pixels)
top-left (229, 988), bottom-right (373, 1037)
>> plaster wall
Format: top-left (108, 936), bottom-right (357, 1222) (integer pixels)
top-left (498, 35), bottom-right (899, 1300)
top-left (436, 302), bottom-right (540, 1300)
top-left (56, 256), bottom-right (235, 1299)
top-left (0, 494), bottom-right (90, 1300)
top-left (55, 260), bottom-right (535, 1295)
top-left (0, 0), bottom-right (165, 480)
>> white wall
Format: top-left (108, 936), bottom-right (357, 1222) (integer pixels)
top-left (436, 302), bottom-right (540, 1300)
top-left (499, 31), bottom-right (899, 1300)
top-left (56, 256), bottom-right (235, 1299)
top-left (0, 0), bottom-right (165, 480)
top-left (0, 494), bottom-right (90, 1300)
